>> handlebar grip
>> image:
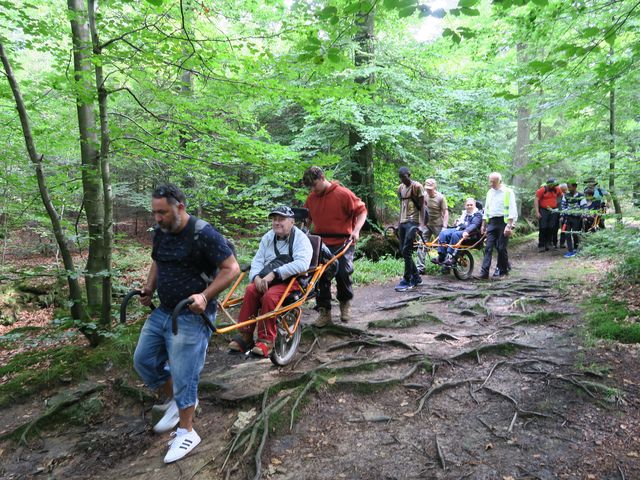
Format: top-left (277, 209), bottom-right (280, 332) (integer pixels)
top-left (119, 290), bottom-right (156, 324)
top-left (170, 298), bottom-right (216, 335)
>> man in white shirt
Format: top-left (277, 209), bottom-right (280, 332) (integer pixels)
top-left (479, 172), bottom-right (517, 279)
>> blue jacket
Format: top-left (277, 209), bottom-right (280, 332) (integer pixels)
top-left (455, 210), bottom-right (483, 236)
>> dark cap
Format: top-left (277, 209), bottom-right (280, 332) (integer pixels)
top-left (546, 177), bottom-right (557, 185)
top-left (584, 177), bottom-right (597, 185)
top-left (268, 206), bottom-right (295, 218)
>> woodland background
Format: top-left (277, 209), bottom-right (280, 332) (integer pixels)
top-left (1, 0), bottom-right (639, 339)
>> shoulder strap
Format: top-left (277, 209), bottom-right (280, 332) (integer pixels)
top-left (273, 228), bottom-right (296, 257)
top-left (409, 182), bottom-right (422, 213)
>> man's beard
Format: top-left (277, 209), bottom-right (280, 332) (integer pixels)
top-left (160, 214), bottom-right (182, 233)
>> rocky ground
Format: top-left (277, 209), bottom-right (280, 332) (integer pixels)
top-left (1, 242), bottom-right (639, 480)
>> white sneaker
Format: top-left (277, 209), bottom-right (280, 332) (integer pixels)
top-left (164, 428), bottom-right (201, 463)
top-left (152, 399), bottom-right (199, 433)
top-left (151, 398), bottom-right (174, 414)
top-left (153, 399), bottom-right (179, 433)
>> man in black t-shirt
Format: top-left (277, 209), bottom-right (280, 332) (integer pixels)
top-left (133, 184), bottom-right (239, 463)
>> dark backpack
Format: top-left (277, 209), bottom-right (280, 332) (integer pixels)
top-left (152, 215), bottom-right (235, 285)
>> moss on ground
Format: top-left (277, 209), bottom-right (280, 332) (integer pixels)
top-left (583, 295), bottom-right (640, 344)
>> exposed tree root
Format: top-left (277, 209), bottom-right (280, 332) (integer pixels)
top-left (311, 323), bottom-right (366, 336)
top-left (327, 338), bottom-right (417, 352)
top-left (480, 386), bottom-right (553, 420)
top-left (336, 361), bottom-right (422, 387)
top-left (368, 314), bottom-right (440, 329)
top-left (413, 378), bottom-right (483, 415)
top-left (2, 383), bottom-right (106, 444)
top-left (447, 341), bottom-right (538, 362)
top-left (290, 374), bottom-right (317, 430)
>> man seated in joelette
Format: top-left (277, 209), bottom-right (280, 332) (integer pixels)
top-left (432, 198), bottom-right (482, 267)
top-left (228, 206), bottom-right (312, 357)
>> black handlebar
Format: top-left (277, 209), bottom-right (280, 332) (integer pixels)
top-left (120, 289), bottom-right (155, 324)
top-left (170, 297), bottom-right (216, 336)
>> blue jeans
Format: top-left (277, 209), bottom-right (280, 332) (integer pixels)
top-left (437, 228), bottom-right (465, 256)
top-left (133, 305), bottom-right (214, 410)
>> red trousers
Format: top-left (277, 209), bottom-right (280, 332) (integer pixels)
top-left (239, 282), bottom-right (295, 343)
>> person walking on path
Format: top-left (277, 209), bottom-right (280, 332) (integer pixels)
top-left (478, 172), bottom-right (517, 279)
top-left (394, 167), bottom-right (426, 292)
top-left (560, 181), bottom-right (583, 258)
top-left (302, 166), bottom-right (367, 326)
top-left (134, 184), bottom-right (239, 463)
top-left (534, 178), bottom-right (563, 252)
top-left (416, 178), bottom-right (448, 274)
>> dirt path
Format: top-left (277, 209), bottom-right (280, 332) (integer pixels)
top-left (2, 242), bottom-right (639, 479)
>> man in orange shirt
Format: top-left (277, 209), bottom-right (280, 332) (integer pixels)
top-left (302, 166), bottom-right (368, 326)
top-left (534, 178), bottom-right (563, 253)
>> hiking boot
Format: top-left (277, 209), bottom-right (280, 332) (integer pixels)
top-left (410, 276), bottom-right (423, 287)
top-left (563, 251), bottom-right (576, 258)
top-left (339, 301), bottom-right (351, 323)
top-left (314, 307), bottom-right (332, 327)
top-left (394, 279), bottom-right (413, 292)
top-left (164, 428), bottom-right (201, 463)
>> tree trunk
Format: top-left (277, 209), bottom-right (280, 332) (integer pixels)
top-left (349, 9), bottom-right (377, 226)
top-left (607, 46), bottom-right (622, 221)
top-left (67, 0), bottom-right (106, 315)
top-left (0, 43), bottom-right (100, 344)
top-left (510, 43), bottom-right (531, 216)
top-left (88, 0), bottom-right (114, 327)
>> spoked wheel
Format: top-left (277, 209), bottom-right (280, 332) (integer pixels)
top-left (453, 250), bottom-right (474, 280)
top-left (270, 307), bottom-right (302, 366)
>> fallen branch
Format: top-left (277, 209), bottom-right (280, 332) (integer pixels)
top-left (434, 434), bottom-right (446, 470)
top-left (474, 361), bottom-right (506, 392)
top-left (347, 415), bottom-right (393, 423)
top-left (477, 417), bottom-right (510, 440)
top-left (507, 411), bottom-right (518, 433)
top-left (292, 337), bottom-right (318, 370)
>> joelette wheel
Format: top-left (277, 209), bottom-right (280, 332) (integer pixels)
top-left (270, 307), bottom-right (302, 366)
top-left (453, 250), bottom-right (474, 280)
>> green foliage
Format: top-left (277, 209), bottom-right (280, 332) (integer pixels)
top-left (352, 255), bottom-right (401, 285)
top-left (0, 323), bottom-right (140, 408)
top-left (583, 295), bottom-right (640, 344)
top-left (580, 225), bottom-right (640, 286)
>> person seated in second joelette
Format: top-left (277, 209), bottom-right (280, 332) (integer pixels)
top-left (228, 206), bottom-right (312, 357)
top-left (432, 198), bottom-right (482, 267)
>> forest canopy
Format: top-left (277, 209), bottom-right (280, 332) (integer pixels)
top-left (1, 0), bottom-right (638, 332)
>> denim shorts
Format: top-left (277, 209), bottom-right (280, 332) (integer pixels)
top-left (133, 304), bottom-right (214, 409)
